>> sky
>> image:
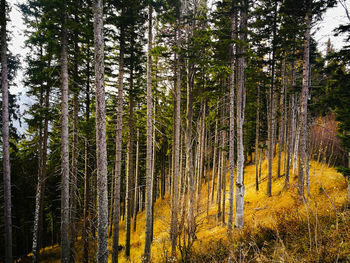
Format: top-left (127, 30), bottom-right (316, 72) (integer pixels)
top-left (6, 0), bottom-right (350, 133)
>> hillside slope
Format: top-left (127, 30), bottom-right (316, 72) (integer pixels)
top-left (22, 156), bottom-right (350, 262)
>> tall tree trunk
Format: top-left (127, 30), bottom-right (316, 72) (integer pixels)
top-left (144, 4), bottom-right (153, 261)
top-left (217, 141), bottom-right (222, 220)
top-left (277, 58), bottom-right (286, 178)
top-left (285, 95), bottom-right (294, 188)
top-left (298, 3), bottom-right (311, 197)
top-left (33, 80), bottom-right (44, 263)
top-left (70, 37), bottom-right (79, 262)
top-left (60, 1), bottom-right (70, 261)
top-left (1, 1), bottom-right (12, 261)
top-left (235, 0), bottom-right (247, 228)
top-left (221, 127), bottom-right (227, 225)
top-left (255, 86), bottom-right (260, 192)
top-left (133, 128), bottom-right (140, 232)
top-left (151, 103), bottom-right (156, 242)
top-left (228, 9), bottom-right (236, 230)
top-left (228, 19), bottom-right (237, 225)
top-left (267, 1), bottom-right (277, 197)
top-left (171, 7), bottom-right (181, 256)
top-left (211, 117), bottom-right (219, 202)
top-left (112, 12), bottom-right (125, 263)
top-left (186, 58), bottom-right (195, 244)
top-left (293, 106), bottom-right (300, 174)
top-left (93, 0), bottom-right (108, 261)
top-left (32, 81), bottom-right (50, 263)
top-left (82, 50), bottom-right (91, 263)
top-left (125, 67), bottom-right (134, 259)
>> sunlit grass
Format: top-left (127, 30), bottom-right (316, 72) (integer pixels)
top-left (28, 153), bottom-right (349, 262)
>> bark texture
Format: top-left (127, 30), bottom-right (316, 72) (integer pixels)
top-left (228, 8), bottom-right (236, 230)
top-left (170, 8), bottom-right (181, 256)
top-left (144, 4), bottom-right (153, 261)
top-left (1, 0), bottom-right (12, 261)
top-left (60, 1), bottom-right (70, 261)
top-left (93, 0), bottom-right (109, 262)
top-left (235, 0), bottom-right (247, 228)
top-left (112, 16), bottom-right (124, 263)
top-left (298, 3), bottom-right (311, 197)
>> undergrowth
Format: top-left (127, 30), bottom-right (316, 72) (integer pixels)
top-left (20, 155), bottom-right (350, 262)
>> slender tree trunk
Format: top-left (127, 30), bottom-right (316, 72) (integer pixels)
top-left (150, 102), bottom-right (156, 242)
top-left (255, 86), bottom-right (260, 192)
top-left (1, 1), bottom-right (12, 261)
top-left (93, 0), bottom-right (109, 261)
top-left (109, 168), bottom-right (115, 238)
top-left (60, 1), bottom-right (70, 261)
top-left (211, 117), bottom-right (219, 202)
top-left (298, 3), bottom-right (311, 197)
top-left (217, 135), bottom-right (222, 221)
top-left (221, 128), bottom-right (227, 225)
top-left (277, 59), bottom-right (286, 178)
top-left (82, 52), bottom-right (91, 263)
top-left (186, 59), bottom-right (195, 244)
top-left (285, 95), bottom-right (294, 188)
top-left (133, 128), bottom-right (140, 232)
top-left (125, 72), bottom-right (134, 259)
top-left (235, 0), bottom-right (247, 228)
top-left (306, 126), bottom-right (311, 196)
top-left (293, 107), bottom-right (300, 175)
top-left (259, 148), bottom-right (263, 179)
top-left (267, 1), bottom-right (277, 197)
top-left (33, 83), bottom-right (44, 263)
top-left (32, 80), bottom-right (50, 263)
top-left (70, 47), bottom-right (79, 262)
top-left (144, 4), bottom-right (153, 261)
top-left (112, 17), bottom-right (125, 263)
top-left (171, 8), bottom-right (181, 256)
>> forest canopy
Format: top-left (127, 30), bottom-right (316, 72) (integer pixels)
top-left (1, 0), bottom-right (350, 262)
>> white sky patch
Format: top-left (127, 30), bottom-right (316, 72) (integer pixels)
top-left (314, 1), bottom-right (349, 54)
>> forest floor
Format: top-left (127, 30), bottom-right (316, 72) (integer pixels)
top-left (21, 154), bottom-right (350, 262)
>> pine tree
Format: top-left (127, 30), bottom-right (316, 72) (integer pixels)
top-left (93, 0), bottom-right (109, 261)
top-left (1, 0), bottom-right (12, 261)
top-left (60, 0), bottom-right (70, 261)
top-left (144, 3), bottom-right (153, 262)
top-left (235, 0), bottom-right (247, 229)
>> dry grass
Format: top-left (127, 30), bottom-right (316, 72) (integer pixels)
top-left (25, 154), bottom-right (350, 262)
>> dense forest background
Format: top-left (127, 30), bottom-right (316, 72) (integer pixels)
top-left (1, 0), bottom-right (350, 262)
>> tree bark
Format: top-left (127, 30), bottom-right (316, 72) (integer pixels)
top-left (221, 127), bottom-right (227, 225)
top-left (277, 58), bottom-right (286, 178)
top-left (298, 3), bottom-right (311, 197)
top-left (93, 0), bottom-right (109, 261)
top-left (60, 1), bottom-right (70, 261)
top-left (267, 1), bottom-right (277, 197)
top-left (1, 2), bottom-right (12, 261)
top-left (235, 0), bottom-right (247, 228)
top-left (285, 95), bottom-right (294, 188)
top-left (255, 86), bottom-right (260, 192)
top-left (125, 67), bottom-right (134, 259)
top-left (144, 4), bottom-right (153, 261)
top-left (211, 117), bottom-right (219, 202)
top-left (217, 131), bottom-right (222, 221)
top-left (70, 35), bottom-right (80, 261)
top-left (228, 8), bottom-right (236, 230)
top-left (171, 7), bottom-right (181, 256)
top-left (133, 128), bottom-right (140, 232)
top-left (82, 49), bottom-right (91, 263)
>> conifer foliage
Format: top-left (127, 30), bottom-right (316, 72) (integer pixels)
top-left (1, 0), bottom-right (350, 261)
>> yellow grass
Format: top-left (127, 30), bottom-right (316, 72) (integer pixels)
top-left (26, 154), bottom-right (349, 262)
